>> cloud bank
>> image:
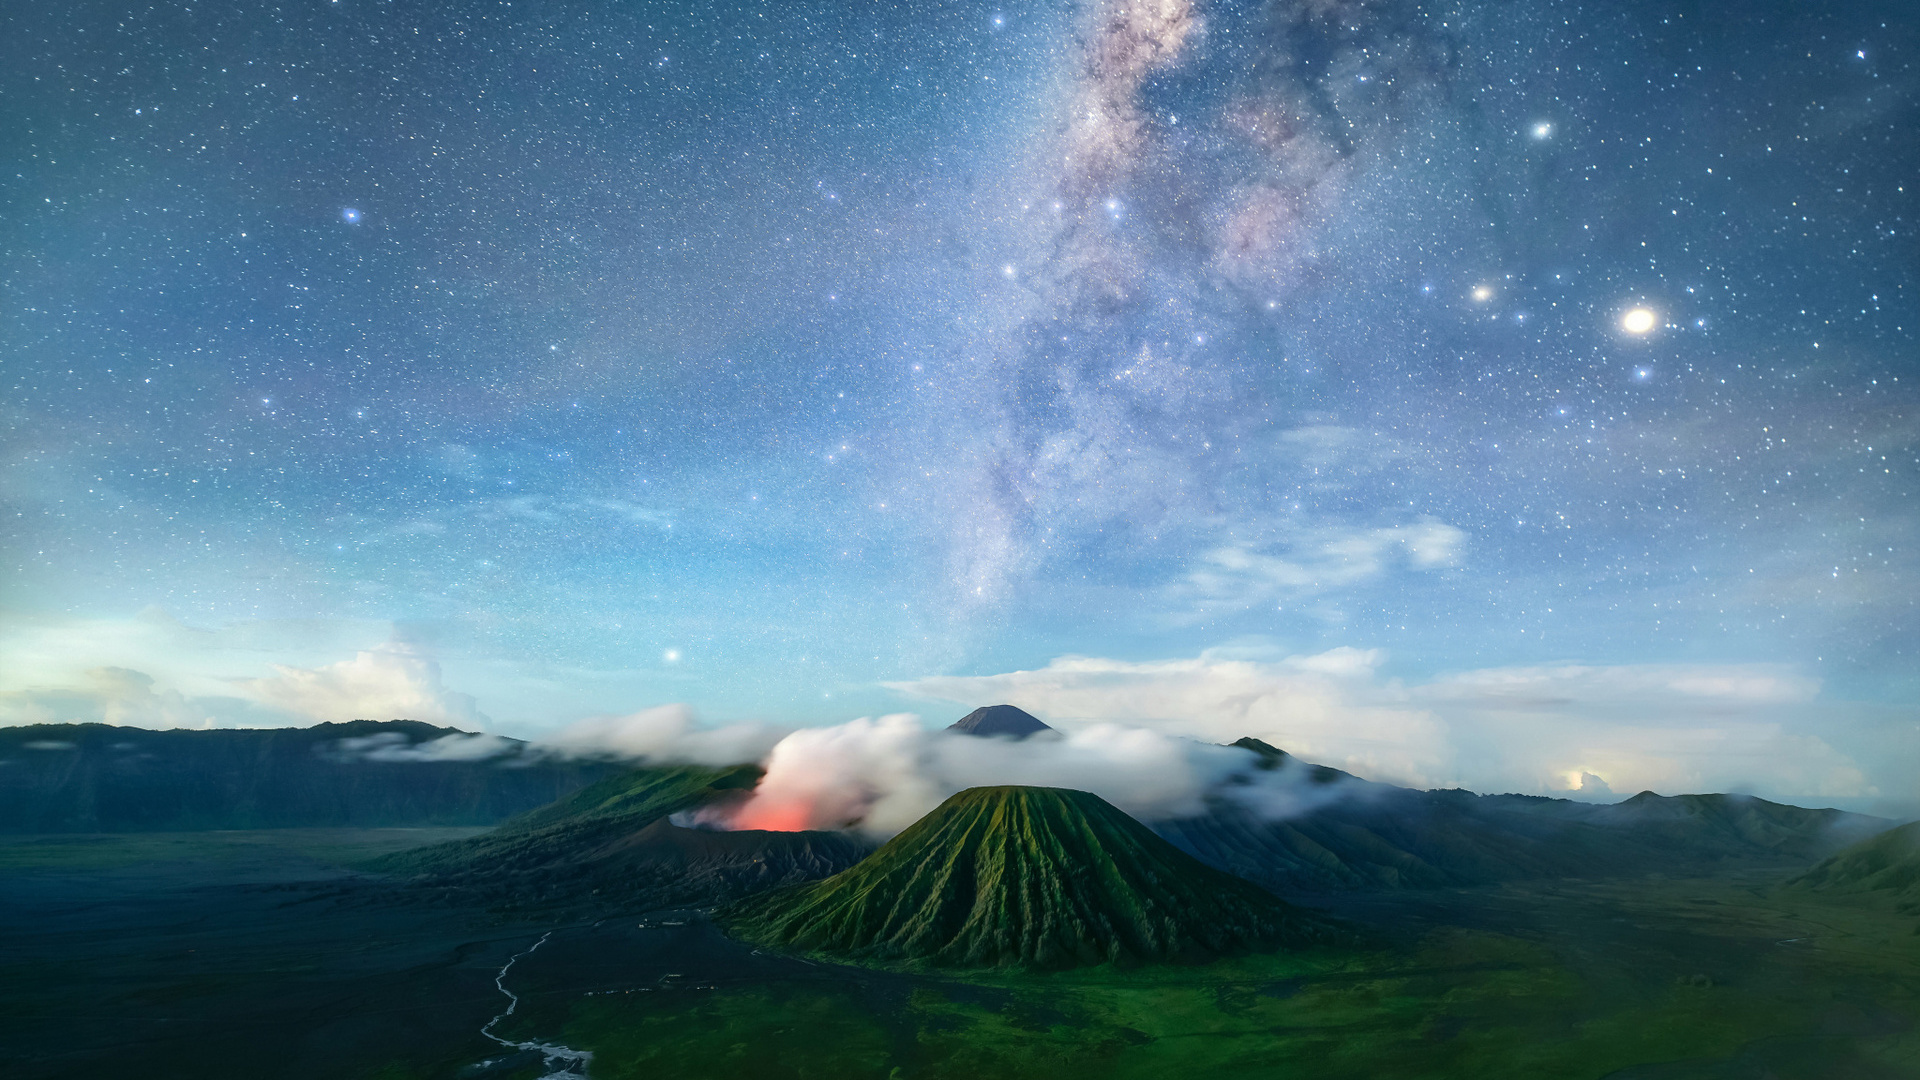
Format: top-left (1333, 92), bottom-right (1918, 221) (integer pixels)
top-left (239, 646), bottom-right (490, 728)
top-left (718, 713), bottom-right (1354, 838)
top-left (324, 730), bottom-right (520, 763)
top-left (891, 648), bottom-right (1891, 805)
top-left (534, 704), bottom-right (789, 767)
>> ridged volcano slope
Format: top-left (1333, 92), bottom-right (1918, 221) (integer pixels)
top-left (723, 785), bottom-right (1330, 969)
top-left (373, 764), bottom-right (870, 912)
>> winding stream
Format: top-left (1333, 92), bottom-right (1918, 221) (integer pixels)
top-left (478, 931), bottom-right (593, 1078)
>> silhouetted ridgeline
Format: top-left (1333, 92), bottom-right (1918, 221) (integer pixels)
top-left (1155, 738), bottom-right (1887, 893)
top-left (0, 721), bottom-right (616, 832)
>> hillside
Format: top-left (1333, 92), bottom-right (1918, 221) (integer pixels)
top-left (723, 785), bottom-right (1332, 969)
top-left (1789, 820), bottom-right (1920, 912)
top-left (0, 722), bottom-right (613, 832)
top-left (374, 763), bottom-right (870, 912)
top-left (1155, 742), bottom-right (1886, 893)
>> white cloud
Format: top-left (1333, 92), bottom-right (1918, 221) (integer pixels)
top-left (327, 730), bottom-right (519, 762)
top-left (1182, 518), bottom-right (1466, 615)
top-left (891, 650), bottom-right (1893, 804)
top-left (238, 645), bottom-right (489, 728)
top-left (0, 666), bottom-right (259, 730)
top-left (0, 608), bottom-right (393, 710)
top-left (720, 712), bottom-right (1352, 838)
top-left (895, 650), bottom-right (1445, 787)
top-left (536, 703), bottom-right (789, 766)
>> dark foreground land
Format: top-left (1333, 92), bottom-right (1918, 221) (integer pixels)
top-left (0, 830), bottom-right (544, 1079)
top-left (3, 829), bottom-right (1919, 1079)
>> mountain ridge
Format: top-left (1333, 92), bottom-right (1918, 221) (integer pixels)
top-left (1788, 819), bottom-right (1920, 913)
top-left (0, 721), bottom-right (614, 832)
top-left (1155, 738), bottom-right (1888, 893)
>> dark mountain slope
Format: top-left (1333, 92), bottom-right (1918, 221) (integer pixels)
top-left (724, 785), bottom-right (1332, 969)
top-left (374, 764), bottom-right (870, 912)
top-left (0, 721), bottom-right (612, 832)
top-left (1155, 742), bottom-right (1885, 894)
top-left (1585, 790), bottom-right (1871, 858)
top-left (1789, 820), bottom-right (1920, 913)
top-left (946, 704), bottom-right (1052, 739)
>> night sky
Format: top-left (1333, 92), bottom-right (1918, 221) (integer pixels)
top-left (4, 1), bottom-right (1916, 803)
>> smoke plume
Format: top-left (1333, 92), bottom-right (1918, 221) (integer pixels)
top-left (719, 713), bottom-right (1365, 838)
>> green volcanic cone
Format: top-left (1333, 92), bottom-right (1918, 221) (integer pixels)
top-left (722, 785), bottom-right (1332, 969)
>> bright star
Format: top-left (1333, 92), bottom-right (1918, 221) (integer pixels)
top-left (341, 207), bottom-right (361, 224)
top-left (1621, 307), bottom-right (1657, 334)
top-left (1531, 122), bottom-right (1553, 139)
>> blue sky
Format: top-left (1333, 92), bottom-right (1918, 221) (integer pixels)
top-left (3, 0), bottom-right (1915, 806)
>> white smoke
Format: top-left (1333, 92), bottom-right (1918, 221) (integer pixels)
top-left (721, 712), bottom-right (1365, 838)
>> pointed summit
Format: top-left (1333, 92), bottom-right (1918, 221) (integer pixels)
top-left (1230, 736), bottom-right (1289, 768)
top-left (946, 704), bottom-right (1052, 739)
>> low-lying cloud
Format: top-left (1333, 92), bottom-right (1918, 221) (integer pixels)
top-left (890, 648), bottom-right (1895, 806)
top-left (324, 730), bottom-right (520, 763)
top-left (534, 704), bottom-right (790, 767)
top-left (719, 713), bottom-right (1359, 838)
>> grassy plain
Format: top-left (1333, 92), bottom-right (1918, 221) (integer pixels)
top-left (486, 874), bottom-right (1920, 1080)
top-left (6, 828), bottom-right (1919, 1079)
top-left (0, 828), bottom-right (536, 1080)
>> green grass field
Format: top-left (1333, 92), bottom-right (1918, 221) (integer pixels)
top-left (0, 826), bottom-right (488, 872)
top-left (485, 874), bottom-right (1920, 1080)
top-left (8, 827), bottom-right (1919, 1079)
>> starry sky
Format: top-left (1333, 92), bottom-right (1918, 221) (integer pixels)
top-left (3, 0), bottom-right (1917, 797)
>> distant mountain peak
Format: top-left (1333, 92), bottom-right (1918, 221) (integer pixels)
top-left (946, 704), bottom-right (1052, 739)
top-left (1230, 737), bottom-right (1289, 768)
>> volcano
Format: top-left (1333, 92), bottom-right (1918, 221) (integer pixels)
top-left (722, 785), bottom-right (1329, 969)
top-left (945, 704), bottom-right (1052, 739)
top-left (373, 763), bottom-right (869, 911)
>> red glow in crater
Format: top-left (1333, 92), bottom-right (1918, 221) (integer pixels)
top-left (729, 798), bottom-right (815, 832)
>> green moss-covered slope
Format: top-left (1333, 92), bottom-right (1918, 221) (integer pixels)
top-left (1790, 820), bottom-right (1920, 909)
top-left (723, 785), bottom-right (1331, 969)
top-left (371, 763), bottom-right (869, 912)
top-left (374, 763), bottom-right (756, 875)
